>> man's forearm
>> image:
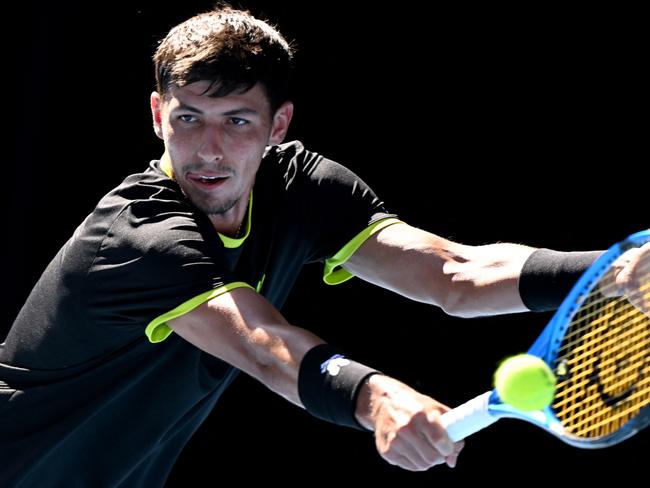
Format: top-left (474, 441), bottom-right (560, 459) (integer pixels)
top-left (344, 223), bottom-right (535, 317)
top-left (166, 287), bottom-right (325, 407)
top-left (439, 242), bottom-right (536, 317)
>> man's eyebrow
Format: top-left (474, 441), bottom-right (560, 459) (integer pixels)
top-left (173, 102), bottom-right (203, 114)
top-left (221, 107), bottom-right (259, 117)
top-left (172, 103), bottom-right (259, 117)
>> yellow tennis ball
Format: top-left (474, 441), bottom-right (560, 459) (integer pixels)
top-left (494, 354), bottom-right (556, 411)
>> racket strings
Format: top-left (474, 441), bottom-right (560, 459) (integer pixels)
top-left (556, 262), bottom-right (650, 353)
top-left (557, 265), bottom-right (650, 348)
top-left (552, 252), bottom-right (650, 439)
top-left (558, 297), bottom-right (649, 355)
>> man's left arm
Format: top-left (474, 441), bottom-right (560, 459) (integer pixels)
top-left (344, 222), bottom-right (649, 317)
top-left (343, 222), bottom-right (537, 317)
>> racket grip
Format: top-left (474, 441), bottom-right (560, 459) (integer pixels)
top-left (440, 391), bottom-right (498, 441)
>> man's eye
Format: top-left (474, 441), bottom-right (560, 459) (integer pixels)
top-left (230, 117), bottom-right (249, 126)
top-left (178, 115), bottom-right (197, 123)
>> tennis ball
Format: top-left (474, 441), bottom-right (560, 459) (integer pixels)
top-left (494, 354), bottom-right (556, 411)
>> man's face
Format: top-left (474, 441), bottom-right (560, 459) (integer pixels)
top-left (151, 81), bottom-right (292, 216)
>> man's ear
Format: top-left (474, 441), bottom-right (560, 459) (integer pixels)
top-left (268, 101), bottom-right (294, 146)
top-left (150, 92), bottom-right (165, 140)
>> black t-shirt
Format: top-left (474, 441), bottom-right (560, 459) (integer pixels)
top-left (0, 141), bottom-right (397, 487)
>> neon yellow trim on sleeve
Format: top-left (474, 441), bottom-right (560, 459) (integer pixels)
top-left (145, 281), bottom-right (255, 343)
top-left (218, 191), bottom-right (253, 249)
top-left (323, 218), bottom-right (405, 285)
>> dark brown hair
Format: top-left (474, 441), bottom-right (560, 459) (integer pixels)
top-left (154, 7), bottom-right (294, 112)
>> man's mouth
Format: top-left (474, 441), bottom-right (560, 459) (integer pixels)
top-left (186, 172), bottom-right (230, 190)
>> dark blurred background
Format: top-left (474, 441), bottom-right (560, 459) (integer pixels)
top-left (3, 1), bottom-right (647, 485)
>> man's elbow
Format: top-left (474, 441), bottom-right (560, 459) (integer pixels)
top-left (435, 282), bottom-right (486, 318)
top-left (435, 280), bottom-right (526, 318)
top-left (438, 297), bottom-right (482, 318)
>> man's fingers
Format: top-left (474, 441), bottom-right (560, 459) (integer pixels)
top-left (386, 411), bottom-right (459, 470)
top-left (368, 376), bottom-right (464, 472)
top-left (445, 439), bottom-right (465, 468)
top-left (383, 434), bottom-right (447, 471)
top-left (384, 452), bottom-right (428, 472)
top-left (616, 244), bottom-right (650, 314)
top-left (422, 410), bottom-right (454, 456)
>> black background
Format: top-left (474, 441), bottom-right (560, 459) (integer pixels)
top-left (3, 1), bottom-right (647, 485)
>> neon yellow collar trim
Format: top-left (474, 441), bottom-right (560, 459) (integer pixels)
top-left (160, 153), bottom-right (173, 179)
top-left (159, 154), bottom-right (252, 249)
top-left (218, 191), bottom-right (253, 249)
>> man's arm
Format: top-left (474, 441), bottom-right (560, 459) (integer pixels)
top-left (343, 222), bottom-right (536, 317)
top-left (166, 286), bottom-right (462, 470)
top-left (166, 287), bottom-right (323, 406)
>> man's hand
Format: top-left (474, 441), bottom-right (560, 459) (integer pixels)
top-left (603, 242), bottom-right (650, 315)
top-left (355, 375), bottom-right (464, 471)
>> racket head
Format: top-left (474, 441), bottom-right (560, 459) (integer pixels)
top-left (488, 229), bottom-right (650, 447)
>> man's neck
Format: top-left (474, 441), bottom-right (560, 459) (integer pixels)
top-left (208, 190), bottom-right (250, 237)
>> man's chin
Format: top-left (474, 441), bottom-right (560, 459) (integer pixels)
top-left (179, 180), bottom-right (242, 216)
top-left (193, 197), bottom-right (238, 216)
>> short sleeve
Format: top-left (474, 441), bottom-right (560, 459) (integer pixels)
top-left (83, 199), bottom-right (247, 341)
top-left (270, 151), bottom-right (400, 285)
top-left (300, 157), bottom-right (394, 261)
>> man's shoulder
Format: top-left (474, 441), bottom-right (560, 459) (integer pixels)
top-left (96, 161), bottom-right (188, 217)
top-left (261, 140), bottom-right (329, 190)
top-left (85, 162), bottom-right (206, 251)
top-left (115, 160), bottom-right (180, 200)
top-left (264, 140), bottom-right (323, 169)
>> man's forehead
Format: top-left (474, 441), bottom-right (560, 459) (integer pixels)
top-left (163, 82), bottom-right (271, 117)
top-left (166, 81), bottom-right (264, 105)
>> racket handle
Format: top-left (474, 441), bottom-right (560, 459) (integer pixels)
top-left (440, 391), bottom-right (498, 441)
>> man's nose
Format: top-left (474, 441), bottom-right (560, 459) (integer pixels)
top-left (197, 126), bottom-right (224, 163)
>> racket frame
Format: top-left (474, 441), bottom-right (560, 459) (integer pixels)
top-left (442, 229), bottom-right (650, 447)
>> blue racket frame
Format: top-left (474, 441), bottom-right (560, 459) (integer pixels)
top-left (486, 229), bottom-right (650, 447)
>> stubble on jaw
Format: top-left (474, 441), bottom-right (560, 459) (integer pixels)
top-left (175, 162), bottom-right (240, 215)
top-left (178, 183), bottom-right (239, 216)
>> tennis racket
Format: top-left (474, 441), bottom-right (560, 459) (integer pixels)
top-left (440, 229), bottom-right (650, 448)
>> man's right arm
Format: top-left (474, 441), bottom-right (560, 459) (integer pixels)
top-left (166, 286), bottom-right (323, 407)
top-left (166, 286), bottom-right (462, 470)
